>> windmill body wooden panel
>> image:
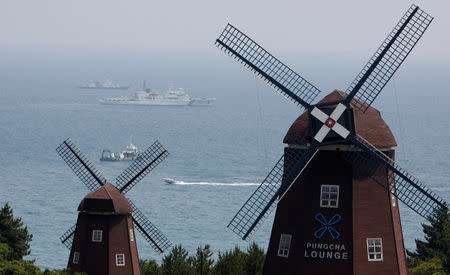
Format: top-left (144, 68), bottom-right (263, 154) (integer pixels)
top-left (265, 149), bottom-right (354, 274)
top-left (216, 4), bottom-right (448, 275)
top-left (56, 140), bottom-right (171, 274)
top-left (263, 97), bottom-right (407, 274)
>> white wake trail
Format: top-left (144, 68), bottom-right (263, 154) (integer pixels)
top-left (165, 180), bottom-right (260, 186)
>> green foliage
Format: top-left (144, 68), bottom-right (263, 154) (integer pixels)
top-left (140, 259), bottom-right (162, 275)
top-left (41, 268), bottom-right (86, 275)
top-left (409, 257), bottom-right (446, 275)
top-left (189, 245), bottom-right (214, 275)
top-left (0, 203), bottom-right (33, 260)
top-left (0, 243), bottom-right (41, 275)
top-left (407, 208), bottom-right (450, 273)
top-left (214, 246), bottom-right (246, 275)
top-left (140, 242), bottom-right (265, 275)
top-left (0, 258), bottom-right (41, 275)
top-left (0, 244), bottom-right (13, 261)
top-left (244, 242), bottom-right (265, 275)
top-left (161, 244), bottom-right (195, 275)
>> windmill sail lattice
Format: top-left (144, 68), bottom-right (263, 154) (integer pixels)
top-left (56, 139), bottom-right (171, 254)
top-left (216, 24), bottom-right (322, 109)
top-left (129, 200), bottom-right (172, 253)
top-left (228, 141), bottom-right (318, 240)
top-left (345, 5), bottom-right (433, 112)
top-left (344, 135), bottom-right (447, 218)
top-left (116, 140), bottom-right (169, 194)
top-left (56, 139), bottom-right (106, 190)
top-left (60, 224), bottom-right (76, 249)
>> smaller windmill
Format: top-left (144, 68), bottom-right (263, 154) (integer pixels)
top-left (57, 139), bottom-right (171, 275)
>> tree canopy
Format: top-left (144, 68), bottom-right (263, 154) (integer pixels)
top-left (407, 207), bottom-right (450, 274)
top-left (0, 203), bottom-right (33, 261)
top-left (140, 242), bottom-right (266, 275)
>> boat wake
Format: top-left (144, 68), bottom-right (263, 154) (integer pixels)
top-left (163, 178), bottom-right (260, 186)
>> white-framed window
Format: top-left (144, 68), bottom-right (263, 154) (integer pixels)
top-left (367, 238), bottom-right (383, 261)
top-left (129, 229), bottom-right (134, 242)
top-left (277, 234), bottom-right (292, 258)
top-left (92, 230), bottom-right (103, 242)
top-left (72, 251), bottom-right (80, 264)
top-left (320, 185), bottom-right (339, 208)
top-left (116, 254), bottom-right (125, 266)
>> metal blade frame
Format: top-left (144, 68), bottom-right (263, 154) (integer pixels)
top-left (216, 24), bottom-right (321, 110)
top-left (56, 139), bottom-right (106, 191)
top-left (344, 5), bottom-right (433, 112)
top-left (129, 199), bottom-right (172, 254)
top-left (228, 139), bottom-right (318, 240)
top-left (60, 224), bottom-right (76, 250)
top-left (344, 134), bottom-right (447, 218)
top-left (116, 140), bottom-right (169, 194)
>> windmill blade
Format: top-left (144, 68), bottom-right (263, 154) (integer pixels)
top-left (344, 5), bottom-right (433, 112)
top-left (228, 144), bottom-right (318, 240)
top-left (343, 134), bottom-right (448, 218)
top-left (215, 24), bottom-right (321, 110)
top-left (56, 138), bottom-right (106, 191)
top-left (115, 140), bottom-right (169, 194)
top-left (129, 199), bottom-right (172, 254)
top-left (60, 224), bottom-right (76, 250)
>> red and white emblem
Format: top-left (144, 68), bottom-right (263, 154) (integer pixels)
top-left (310, 103), bottom-right (350, 142)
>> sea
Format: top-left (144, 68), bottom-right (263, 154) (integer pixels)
top-left (0, 49), bottom-right (449, 269)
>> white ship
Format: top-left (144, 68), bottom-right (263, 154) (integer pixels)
top-left (100, 141), bottom-right (140, 161)
top-left (100, 85), bottom-right (215, 106)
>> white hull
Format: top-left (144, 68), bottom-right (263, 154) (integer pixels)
top-left (100, 87), bottom-right (215, 106)
top-left (100, 99), bottom-right (192, 106)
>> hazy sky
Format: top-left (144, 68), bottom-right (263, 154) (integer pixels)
top-left (1, 0), bottom-right (449, 61)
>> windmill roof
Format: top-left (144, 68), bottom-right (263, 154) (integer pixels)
top-left (283, 90), bottom-right (397, 148)
top-left (78, 183), bottom-right (132, 214)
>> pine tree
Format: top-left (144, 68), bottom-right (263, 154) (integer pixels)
top-left (214, 246), bottom-right (246, 275)
top-left (189, 244), bottom-right (214, 275)
top-left (244, 242), bottom-right (265, 275)
top-left (407, 207), bottom-right (450, 273)
top-left (161, 244), bottom-right (195, 275)
top-left (0, 203), bottom-right (33, 260)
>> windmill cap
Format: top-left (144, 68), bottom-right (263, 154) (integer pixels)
top-left (283, 90), bottom-right (397, 149)
top-left (78, 183), bottom-right (132, 214)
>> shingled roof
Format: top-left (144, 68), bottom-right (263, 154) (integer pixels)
top-left (78, 183), bottom-right (132, 214)
top-left (283, 90), bottom-right (397, 148)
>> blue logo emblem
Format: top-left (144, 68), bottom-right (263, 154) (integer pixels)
top-left (314, 213), bottom-right (341, 239)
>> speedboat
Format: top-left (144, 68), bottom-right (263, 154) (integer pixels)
top-left (162, 178), bottom-right (178, 184)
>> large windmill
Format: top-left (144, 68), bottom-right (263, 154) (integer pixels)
top-left (56, 139), bottom-right (171, 275)
top-left (216, 4), bottom-right (448, 274)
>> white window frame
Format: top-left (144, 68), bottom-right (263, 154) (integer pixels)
top-left (320, 185), bottom-right (340, 208)
top-left (129, 229), bottom-right (134, 242)
top-left (367, 238), bottom-right (383, 261)
top-left (116, 254), bottom-right (125, 266)
top-left (277, 234), bottom-right (292, 258)
top-left (92, 230), bottom-right (103, 242)
top-left (72, 251), bottom-right (80, 264)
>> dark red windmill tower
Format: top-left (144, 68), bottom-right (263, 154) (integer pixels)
top-left (216, 4), bottom-right (448, 275)
top-left (56, 139), bottom-right (171, 275)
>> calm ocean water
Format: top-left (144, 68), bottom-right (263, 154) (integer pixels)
top-left (0, 52), bottom-right (449, 269)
